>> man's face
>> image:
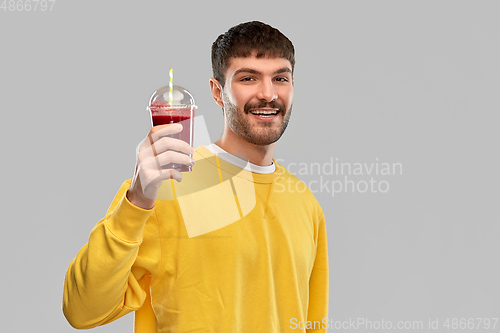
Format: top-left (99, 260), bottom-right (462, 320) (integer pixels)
top-left (220, 54), bottom-right (294, 146)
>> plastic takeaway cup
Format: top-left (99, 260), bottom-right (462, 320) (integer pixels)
top-left (147, 85), bottom-right (197, 172)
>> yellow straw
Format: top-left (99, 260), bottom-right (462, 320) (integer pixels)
top-left (169, 68), bottom-right (173, 105)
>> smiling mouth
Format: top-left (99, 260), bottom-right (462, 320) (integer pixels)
top-left (249, 109), bottom-right (279, 117)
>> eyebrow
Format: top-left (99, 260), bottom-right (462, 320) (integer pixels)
top-left (233, 67), bottom-right (292, 77)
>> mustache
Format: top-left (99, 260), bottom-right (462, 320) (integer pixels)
top-left (244, 100), bottom-right (286, 115)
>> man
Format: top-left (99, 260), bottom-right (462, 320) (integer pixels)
top-left (63, 21), bottom-right (328, 333)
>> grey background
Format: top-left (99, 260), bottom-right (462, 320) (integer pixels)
top-left (1, 0), bottom-right (499, 332)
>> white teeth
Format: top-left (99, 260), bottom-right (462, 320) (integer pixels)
top-left (250, 110), bottom-right (278, 115)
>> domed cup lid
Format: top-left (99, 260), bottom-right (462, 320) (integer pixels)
top-left (148, 85), bottom-right (197, 111)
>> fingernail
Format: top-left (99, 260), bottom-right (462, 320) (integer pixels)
top-left (190, 158), bottom-right (196, 165)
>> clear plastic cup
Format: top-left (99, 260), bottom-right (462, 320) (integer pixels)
top-left (148, 85), bottom-right (197, 172)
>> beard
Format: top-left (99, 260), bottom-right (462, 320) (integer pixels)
top-left (223, 97), bottom-right (293, 146)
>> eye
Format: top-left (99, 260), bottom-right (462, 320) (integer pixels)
top-left (241, 77), bottom-right (254, 82)
top-left (275, 77), bottom-right (289, 82)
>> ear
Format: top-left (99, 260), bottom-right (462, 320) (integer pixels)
top-left (209, 78), bottom-right (224, 108)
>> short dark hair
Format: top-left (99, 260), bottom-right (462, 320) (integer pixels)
top-left (211, 21), bottom-right (295, 87)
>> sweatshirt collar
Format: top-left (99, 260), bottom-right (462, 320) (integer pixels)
top-left (195, 145), bottom-right (282, 184)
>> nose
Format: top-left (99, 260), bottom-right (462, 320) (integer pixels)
top-left (256, 79), bottom-right (278, 102)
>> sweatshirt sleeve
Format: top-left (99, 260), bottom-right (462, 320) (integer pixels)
top-left (63, 180), bottom-right (155, 329)
top-left (307, 212), bottom-right (329, 333)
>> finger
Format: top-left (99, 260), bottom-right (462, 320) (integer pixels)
top-left (142, 168), bottom-right (183, 187)
top-left (150, 123), bottom-right (183, 142)
top-left (168, 169), bottom-right (183, 183)
top-left (138, 142), bottom-right (194, 171)
top-left (147, 168), bottom-right (183, 183)
top-left (154, 136), bottom-right (194, 156)
top-left (156, 150), bottom-right (196, 168)
top-left (139, 124), bottom-right (187, 153)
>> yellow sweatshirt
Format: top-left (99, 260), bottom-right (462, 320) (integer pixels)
top-left (63, 146), bottom-right (328, 332)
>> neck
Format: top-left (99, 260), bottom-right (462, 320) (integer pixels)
top-left (215, 127), bottom-right (275, 167)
